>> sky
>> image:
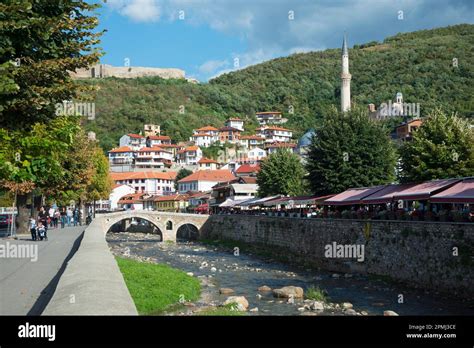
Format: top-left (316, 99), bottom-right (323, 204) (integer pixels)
top-left (96, 0), bottom-right (474, 81)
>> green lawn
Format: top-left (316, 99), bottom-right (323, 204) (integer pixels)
top-left (116, 257), bottom-right (201, 315)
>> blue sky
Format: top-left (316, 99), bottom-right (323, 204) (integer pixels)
top-left (96, 0), bottom-right (474, 81)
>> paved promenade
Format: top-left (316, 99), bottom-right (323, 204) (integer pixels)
top-left (0, 226), bottom-right (84, 315)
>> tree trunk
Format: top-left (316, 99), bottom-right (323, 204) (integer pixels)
top-left (16, 194), bottom-right (30, 235)
top-left (79, 198), bottom-right (86, 226)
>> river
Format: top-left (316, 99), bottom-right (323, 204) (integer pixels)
top-left (106, 231), bottom-right (473, 316)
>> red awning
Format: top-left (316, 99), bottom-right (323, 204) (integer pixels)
top-left (195, 203), bottom-right (209, 211)
top-left (323, 186), bottom-right (386, 205)
top-left (430, 178), bottom-right (474, 204)
top-left (361, 183), bottom-right (418, 204)
top-left (393, 178), bottom-right (461, 201)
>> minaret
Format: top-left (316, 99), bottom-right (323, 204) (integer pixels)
top-left (341, 34), bottom-right (351, 112)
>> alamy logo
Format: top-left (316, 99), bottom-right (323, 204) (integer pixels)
top-left (0, 242), bottom-right (38, 262)
top-left (55, 101), bottom-right (95, 120)
top-left (324, 242), bottom-right (365, 262)
top-left (18, 323), bottom-right (55, 341)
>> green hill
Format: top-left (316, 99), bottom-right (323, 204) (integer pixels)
top-left (83, 24), bottom-right (474, 152)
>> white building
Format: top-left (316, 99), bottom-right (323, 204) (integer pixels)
top-left (224, 118), bottom-right (244, 131)
top-left (109, 184), bottom-right (136, 210)
top-left (110, 171), bottom-right (177, 195)
top-left (108, 146), bottom-right (135, 167)
top-left (198, 158), bottom-right (219, 170)
top-left (240, 135), bottom-right (265, 149)
top-left (177, 169), bottom-right (236, 193)
top-left (146, 135), bottom-right (171, 147)
top-left (119, 133), bottom-right (146, 151)
top-left (135, 147), bottom-right (174, 169)
top-left (257, 126), bottom-right (293, 143)
top-left (144, 124), bottom-right (161, 136)
top-left (177, 146), bottom-right (202, 165)
top-left (190, 133), bottom-right (213, 148)
top-left (266, 142), bottom-right (297, 154)
top-left (192, 126), bottom-right (219, 146)
top-left (256, 111), bottom-right (288, 126)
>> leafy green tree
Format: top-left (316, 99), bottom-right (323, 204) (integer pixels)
top-left (175, 168), bottom-right (193, 190)
top-left (306, 107), bottom-right (397, 195)
top-left (257, 149), bottom-right (306, 197)
top-left (399, 109), bottom-right (474, 182)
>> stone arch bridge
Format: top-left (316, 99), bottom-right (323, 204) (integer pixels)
top-left (96, 211), bottom-right (210, 241)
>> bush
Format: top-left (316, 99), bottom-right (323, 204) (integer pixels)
top-left (306, 286), bottom-right (329, 302)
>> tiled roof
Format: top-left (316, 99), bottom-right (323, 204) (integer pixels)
top-left (185, 145), bottom-right (200, 151)
top-left (150, 194), bottom-right (189, 202)
top-left (196, 126), bottom-right (218, 131)
top-left (118, 193), bottom-right (147, 204)
top-left (178, 169), bottom-right (236, 183)
top-left (219, 126), bottom-right (241, 132)
top-left (258, 126), bottom-right (291, 131)
top-left (192, 133), bottom-right (211, 137)
top-left (109, 146), bottom-right (133, 153)
top-left (198, 157), bottom-right (219, 164)
top-left (236, 164), bottom-right (261, 174)
top-left (127, 133), bottom-right (144, 138)
top-left (137, 146), bottom-right (170, 153)
top-left (147, 135), bottom-right (171, 140)
top-left (227, 117), bottom-right (243, 121)
top-left (110, 171), bottom-right (177, 181)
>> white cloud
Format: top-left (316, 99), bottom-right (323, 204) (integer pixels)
top-left (108, 0), bottom-right (161, 23)
top-left (198, 59), bottom-right (229, 75)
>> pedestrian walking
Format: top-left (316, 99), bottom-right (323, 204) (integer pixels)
top-left (48, 207), bottom-right (55, 229)
top-left (66, 207), bottom-right (73, 227)
top-left (38, 207), bottom-right (48, 240)
top-left (60, 208), bottom-right (67, 228)
top-left (30, 217), bottom-right (37, 241)
top-left (73, 208), bottom-right (79, 226)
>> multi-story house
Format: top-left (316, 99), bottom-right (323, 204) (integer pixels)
top-left (192, 126), bottom-right (219, 145)
top-left (198, 157), bottom-right (219, 170)
top-left (209, 178), bottom-right (258, 211)
top-left (257, 126), bottom-right (293, 143)
top-left (394, 118), bottom-right (423, 141)
top-left (145, 194), bottom-right (189, 212)
top-left (146, 135), bottom-right (171, 147)
top-left (135, 146), bottom-right (174, 169)
top-left (190, 133), bottom-right (213, 148)
top-left (240, 135), bottom-right (265, 149)
top-left (218, 126), bottom-right (241, 144)
top-left (235, 164), bottom-right (261, 177)
top-left (110, 171), bottom-right (177, 195)
top-left (119, 133), bottom-right (146, 151)
top-left (117, 192), bottom-right (148, 210)
top-left (108, 146), bottom-right (135, 167)
top-left (177, 169), bottom-right (236, 193)
top-left (224, 118), bottom-right (244, 131)
top-left (265, 142), bottom-right (297, 154)
top-left (256, 111), bottom-right (288, 126)
top-left (143, 124), bottom-right (161, 136)
top-left (177, 145), bottom-right (202, 165)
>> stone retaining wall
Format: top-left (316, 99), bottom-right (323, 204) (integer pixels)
top-left (200, 216), bottom-right (474, 299)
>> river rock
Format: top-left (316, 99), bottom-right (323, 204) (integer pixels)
top-left (223, 296), bottom-right (249, 311)
top-left (186, 272), bottom-right (194, 277)
top-left (310, 301), bottom-right (324, 311)
top-left (219, 288), bottom-right (235, 295)
top-left (344, 308), bottom-right (357, 316)
top-left (272, 286), bottom-right (304, 299)
top-left (249, 307), bottom-right (259, 312)
top-left (256, 294), bottom-right (262, 299)
top-left (258, 285), bottom-right (272, 292)
top-left (383, 310), bottom-right (399, 316)
top-left (210, 267), bottom-right (217, 272)
top-left (342, 302), bottom-right (353, 310)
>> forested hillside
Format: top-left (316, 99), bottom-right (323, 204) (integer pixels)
top-left (83, 24), bottom-right (474, 152)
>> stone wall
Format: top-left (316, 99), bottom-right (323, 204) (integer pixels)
top-left (200, 216), bottom-right (474, 299)
top-left (71, 64), bottom-right (185, 79)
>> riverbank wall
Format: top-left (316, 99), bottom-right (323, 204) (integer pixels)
top-left (200, 216), bottom-right (474, 299)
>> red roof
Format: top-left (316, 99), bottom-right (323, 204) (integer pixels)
top-left (324, 186), bottom-right (386, 205)
top-left (127, 133), bottom-right (144, 139)
top-left (236, 164), bottom-right (260, 174)
top-left (219, 126), bottom-right (241, 132)
top-left (150, 194), bottom-right (189, 202)
top-left (137, 146), bottom-right (170, 153)
top-left (178, 170), bottom-right (236, 183)
top-left (393, 178), bottom-right (461, 201)
top-left (147, 135), bottom-right (171, 141)
top-left (109, 146), bottom-right (133, 153)
top-left (430, 178), bottom-right (474, 203)
top-left (118, 193), bottom-right (147, 204)
top-left (110, 171), bottom-right (177, 181)
top-left (259, 126), bottom-right (291, 132)
top-left (196, 126), bottom-right (218, 132)
top-left (198, 157), bottom-right (218, 164)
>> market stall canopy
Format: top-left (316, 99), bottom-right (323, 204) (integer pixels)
top-left (430, 178), bottom-right (474, 204)
top-left (247, 195), bottom-right (283, 207)
top-left (231, 184), bottom-right (258, 194)
top-left (219, 198), bottom-right (251, 208)
top-left (323, 186), bottom-right (386, 206)
top-left (361, 183), bottom-right (418, 204)
top-left (393, 178), bottom-right (461, 201)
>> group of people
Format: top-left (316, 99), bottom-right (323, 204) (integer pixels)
top-left (29, 206), bottom-right (82, 241)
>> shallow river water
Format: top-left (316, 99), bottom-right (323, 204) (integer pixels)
top-left (106, 232), bottom-right (473, 316)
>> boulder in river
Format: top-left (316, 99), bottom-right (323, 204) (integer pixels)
top-left (272, 286), bottom-right (304, 299)
top-left (223, 296), bottom-right (249, 311)
top-left (310, 301), bottom-right (324, 312)
top-left (342, 302), bottom-right (353, 310)
top-left (219, 288), bottom-right (235, 295)
top-left (383, 310), bottom-right (399, 316)
top-left (258, 285), bottom-right (272, 292)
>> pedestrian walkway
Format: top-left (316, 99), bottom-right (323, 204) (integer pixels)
top-left (0, 226), bottom-right (84, 315)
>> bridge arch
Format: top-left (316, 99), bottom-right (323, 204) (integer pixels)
top-left (96, 211), bottom-right (209, 242)
top-left (175, 223), bottom-right (200, 241)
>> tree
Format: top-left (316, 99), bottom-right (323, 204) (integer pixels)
top-left (306, 107), bottom-right (397, 195)
top-left (399, 109), bottom-right (474, 182)
top-left (175, 168), bottom-right (193, 190)
top-left (0, 1), bottom-right (102, 232)
top-left (257, 149), bottom-right (306, 197)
